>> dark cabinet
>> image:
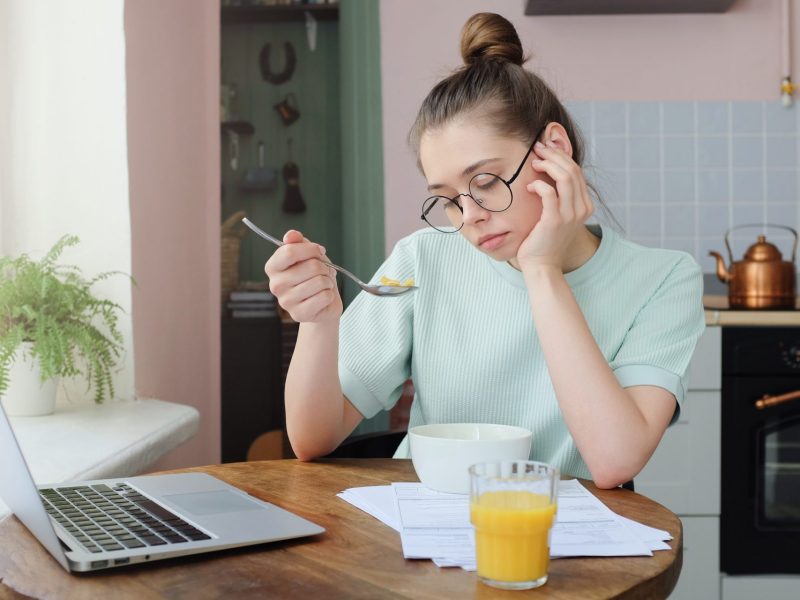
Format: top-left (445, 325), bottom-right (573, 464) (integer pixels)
top-left (221, 315), bottom-right (284, 462)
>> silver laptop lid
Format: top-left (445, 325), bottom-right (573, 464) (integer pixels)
top-left (0, 402), bottom-right (70, 571)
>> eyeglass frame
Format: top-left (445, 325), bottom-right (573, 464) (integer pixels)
top-left (419, 123), bottom-right (548, 233)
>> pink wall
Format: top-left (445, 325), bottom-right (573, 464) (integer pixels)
top-left (125, 0), bottom-right (221, 469)
top-left (380, 0), bottom-right (800, 248)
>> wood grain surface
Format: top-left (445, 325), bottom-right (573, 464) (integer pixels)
top-left (703, 294), bottom-right (800, 325)
top-left (0, 459), bottom-right (682, 600)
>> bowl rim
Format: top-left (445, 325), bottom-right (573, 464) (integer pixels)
top-left (408, 422), bottom-right (532, 441)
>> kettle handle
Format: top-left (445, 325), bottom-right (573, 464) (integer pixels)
top-left (724, 223), bottom-right (798, 264)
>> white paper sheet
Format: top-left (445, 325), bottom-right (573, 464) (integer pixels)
top-left (338, 479), bottom-right (673, 570)
top-left (337, 486), bottom-right (400, 531)
top-left (550, 479), bottom-right (653, 557)
top-left (391, 483), bottom-right (473, 562)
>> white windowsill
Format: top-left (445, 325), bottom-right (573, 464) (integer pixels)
top-left (0, 398), bottom-right (199, 521)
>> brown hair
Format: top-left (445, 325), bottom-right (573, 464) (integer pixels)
top-left (409, 13), bottom-right (583, 156)
top-left (409, 13), bottom-right (616, 225)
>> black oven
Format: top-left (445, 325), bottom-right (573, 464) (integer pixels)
top-left (721, 326), bottom-right (800, 575)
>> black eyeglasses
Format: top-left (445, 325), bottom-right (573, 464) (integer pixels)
top-left (420, 125), bottom-right (547, 233)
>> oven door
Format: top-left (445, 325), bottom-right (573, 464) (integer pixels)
top-left (721, 377), bottom-right (800, 575)
top-left (758, 415), bottom-right (800, 529)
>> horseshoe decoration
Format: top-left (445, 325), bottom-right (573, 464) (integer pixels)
top-left (259, 42), bottom-right (296, 86)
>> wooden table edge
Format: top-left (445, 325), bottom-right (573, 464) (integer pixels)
top-left (0, 458), bottom-right (683, 600)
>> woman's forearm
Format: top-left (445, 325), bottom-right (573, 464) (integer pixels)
top-left (284, 320), bottom-right (362, 460)
top-left (523, 265), bottom-right (668, 488)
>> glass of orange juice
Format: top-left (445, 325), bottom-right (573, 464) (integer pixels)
top-left (469, 461), bottom-right (558, 590)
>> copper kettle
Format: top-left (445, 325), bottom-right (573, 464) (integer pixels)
top-left (708, 224), bottom-right (797, 309)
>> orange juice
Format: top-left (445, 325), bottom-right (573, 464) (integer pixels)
top-left (470, 490), bottom-right (556, 584)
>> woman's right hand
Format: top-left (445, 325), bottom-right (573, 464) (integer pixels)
top-left (265, 230), bottom-right (343, 323)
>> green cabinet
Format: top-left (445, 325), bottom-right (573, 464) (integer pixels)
top-left (220, 0), bottom-right (384, 306)
top-left (221, 1), bottom-right (388, 439)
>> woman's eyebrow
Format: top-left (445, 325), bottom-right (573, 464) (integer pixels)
top-left (427, 157), bottom-right (502, 192)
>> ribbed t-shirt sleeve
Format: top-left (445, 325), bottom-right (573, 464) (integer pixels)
top-left (338, 240), bottom-right (415, 419)
top-left (610, 253), bottom-right (705, 419)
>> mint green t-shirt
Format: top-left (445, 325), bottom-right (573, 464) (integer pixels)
top-left (338, 225), bottom-right (705, 479)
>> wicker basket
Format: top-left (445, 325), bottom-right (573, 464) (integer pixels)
top-left (221, 210), bottom-right (248, 300)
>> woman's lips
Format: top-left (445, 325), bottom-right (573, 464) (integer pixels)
top-left (478, 232), bottom-right (508, 250)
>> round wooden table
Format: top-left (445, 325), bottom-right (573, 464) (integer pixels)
top-left (0, 459), bottom-right (681, 599)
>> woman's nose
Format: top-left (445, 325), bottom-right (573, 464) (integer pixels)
top-left (460, 194), bottom-right (489, 224)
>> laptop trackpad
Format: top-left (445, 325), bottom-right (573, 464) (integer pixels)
top-left (163, 490), bottom-right (266, 516)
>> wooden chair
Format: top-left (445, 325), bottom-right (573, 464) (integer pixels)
top-left (246, 430), bottom-right (286, 461)
top-left (324, 430), bottom-right (407, 459)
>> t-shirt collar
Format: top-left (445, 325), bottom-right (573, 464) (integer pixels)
top-left (487, 224), bottom-right (612, 289)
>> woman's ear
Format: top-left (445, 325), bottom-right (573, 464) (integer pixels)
top-left (543, 122), bottom-right (573, 158)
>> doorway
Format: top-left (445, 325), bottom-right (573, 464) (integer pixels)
top-left (219, 0), bottom-right (387, 461)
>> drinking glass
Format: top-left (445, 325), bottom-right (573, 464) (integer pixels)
top-left (469, 461), bottom-right (559, 590)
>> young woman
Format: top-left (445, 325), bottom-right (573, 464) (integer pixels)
top-left (265, 12), bottom-right (705, 489)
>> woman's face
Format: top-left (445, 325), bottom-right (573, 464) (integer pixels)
top-left (419, 120), bottom-right (548, 264)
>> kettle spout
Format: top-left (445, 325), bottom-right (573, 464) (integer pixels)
top-left (708, 250), bottom-right (732, 283)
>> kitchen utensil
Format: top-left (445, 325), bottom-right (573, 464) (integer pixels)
top-left (240, 141), bottom-right (277, 193)
top-left (282, 137), bottom-right (305, 213)
top-left (227, 130), bottom-right (240, 171)
top-left (260, 41), bottom-right (296, 85)
top-left (241, 218), bottom-right (417, 297)
top-left (709, 224), bottom-right (797, 309)
top-left (274, 93), bottom-right (300, 126)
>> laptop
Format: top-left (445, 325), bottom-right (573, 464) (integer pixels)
top-left (0, 402), bottom-right (324, 572)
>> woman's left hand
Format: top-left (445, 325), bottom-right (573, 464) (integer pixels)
top-left (517, 140), bottom-right (594, 270)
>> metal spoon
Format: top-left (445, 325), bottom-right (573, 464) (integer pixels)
top-left (241, 218), bottom-right (417, 297)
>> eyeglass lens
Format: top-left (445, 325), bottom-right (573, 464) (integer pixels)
top-left (421, 174), bottom-right (512, 233)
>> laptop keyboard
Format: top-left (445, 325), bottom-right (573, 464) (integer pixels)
top-left (39, 483), bottom-right (211, 554)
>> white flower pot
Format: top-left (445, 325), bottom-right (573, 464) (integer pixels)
top-left (1, 343), bottom-right (57, 416)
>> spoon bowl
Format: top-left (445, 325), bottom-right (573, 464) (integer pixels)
top-left (241, 218), bottom-right (417, 297)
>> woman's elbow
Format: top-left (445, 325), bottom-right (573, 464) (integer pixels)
top-left (587, 462), bottom-right (642, 490)
top-left (592, 474), bottom-right (630, 490)
top-left (287, 433), bottom-right (334, 462)
top-left (293, 449), bottom-right (319, 462)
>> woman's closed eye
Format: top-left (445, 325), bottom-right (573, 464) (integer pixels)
top-left (441, 197), bottom-right (462, 210)
top-left (472, 173), bottom-right (502, 191)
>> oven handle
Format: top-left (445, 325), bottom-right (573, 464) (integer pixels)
top-left (755, 389), bottom-right (800, 410)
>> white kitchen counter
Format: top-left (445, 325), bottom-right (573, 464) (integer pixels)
top-left (0, 398), bottom-right (199, 520)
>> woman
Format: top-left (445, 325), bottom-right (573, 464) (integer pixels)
top-left (265, 12), bottom-right (705, 489)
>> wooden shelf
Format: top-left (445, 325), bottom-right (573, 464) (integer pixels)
top-left (524, 0), bottom-right (735, 15)
top-left (221, 4), bottom-right (339, 24)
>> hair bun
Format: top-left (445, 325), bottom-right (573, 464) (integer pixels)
top-left (460, 12), bottom-right (524, 67)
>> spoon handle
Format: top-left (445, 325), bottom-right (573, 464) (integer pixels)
top-left (241, 217), bottom-right (361, 283)
top-left (241, 218), bottom-right (284, 247)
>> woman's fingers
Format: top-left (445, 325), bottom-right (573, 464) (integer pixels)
top-left (281, 273), bottom-right (338, 321)
top-left (529, 179), bottom-right (560, 226)
top-left (266, 237), bottom-right (326, 273)
top-left (268, 260), bottom-right (339, 322)
top-left (531, 156), bottom-right (574, 222)
top-left (519, 141), bottom-right (597, 269)
top-left (531, 142), bottom-right (592, 223)
top-left (283, 229), bottom-right (305, 244)
top-left (269, 252), bottom-right (332, 295)
top-left (263, 229), bottom-right (341, 322)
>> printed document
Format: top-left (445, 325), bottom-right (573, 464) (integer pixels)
top-left (337, 479), bottom-right (672, 571)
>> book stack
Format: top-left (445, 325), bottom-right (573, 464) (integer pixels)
top-left (227, 289), bottom-right (278, 318)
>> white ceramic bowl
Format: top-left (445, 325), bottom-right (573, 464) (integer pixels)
top-left (409, 423), bottom-right (533, 494)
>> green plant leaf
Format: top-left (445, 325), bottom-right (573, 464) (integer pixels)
top-left (0, 235), bottom-right (128, 403)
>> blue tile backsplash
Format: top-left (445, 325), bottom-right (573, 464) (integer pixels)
top-left (567, 101), bottom-right (799, 274)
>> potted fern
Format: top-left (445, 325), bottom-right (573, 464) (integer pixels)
top-left (0, 235), bottom-right (126, 416)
